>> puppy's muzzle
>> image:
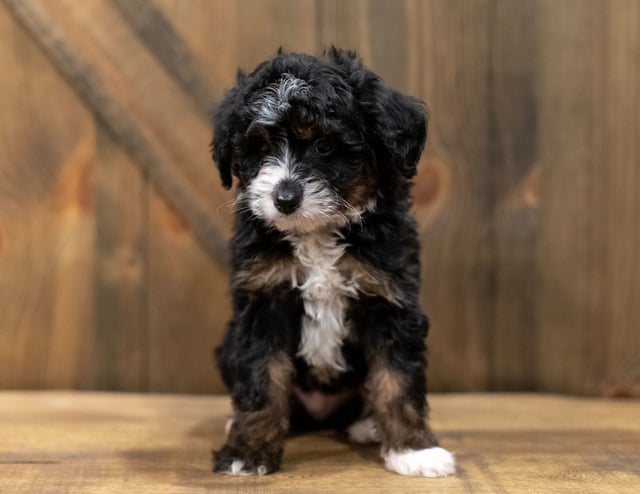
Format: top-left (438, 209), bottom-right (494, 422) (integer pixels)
top-left (273, 180), bottom-right (303, 215)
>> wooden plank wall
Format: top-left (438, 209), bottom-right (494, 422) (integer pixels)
top-left (0, 0), bottom-right (638, 396)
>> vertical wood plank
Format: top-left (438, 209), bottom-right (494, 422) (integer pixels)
top-left (146, 188), bottom-right (230, 394)
top-left (0, 4), bottom-right (96, 389)
top-left (93, 126), bottom-right (147, 391)
top-left (143, 0), bottom-right (239, 394)
top-left (603, 0), bottom-right (640, 397)
top-left (315, 0), bottom-right (372, 62)
top-left (538, 0), bottom-right (640, 396)
top-left (5, 0), bottom-right (234, 265)
top-left (367, 0), bottom-right (408, 90)
top-left (490, 0), bottom-right (540, 390)
top-left (113, 0), bottom-right (215, 119)
top-left (153, 0), bottom-right (239, 99)
top-left (412, 0), bottom-right (542, 392)
top-left (417, 0), bottom-right (495, 391)
top-left (537, 0), bottom-right (609, 395)
top-left (237, 0), bottom-right (317, 71)
top-left (2, 0), bottom-right (638, 396)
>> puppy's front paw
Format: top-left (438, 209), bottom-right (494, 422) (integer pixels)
top-left (383, 447), bottom-right (455, 477)
top-left (212, 445), bottom-right (281, 476)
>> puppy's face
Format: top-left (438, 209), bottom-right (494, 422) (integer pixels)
top-left (212, 49), bottom-right (427, 233)
top-left (240, 74), bottom-right (374, 232)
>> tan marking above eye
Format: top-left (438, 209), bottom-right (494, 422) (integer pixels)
top-left (295, 127), bottom-right (315, 139)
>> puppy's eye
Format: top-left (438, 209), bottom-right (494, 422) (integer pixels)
top-left (314, 138), bottom-right (334, 156)
top-left (258, 140), bottom-right (271, 154)
top-left (248, 136), bottom-right (270, 155)
top-left (246, 122), bottom-right (273, 155)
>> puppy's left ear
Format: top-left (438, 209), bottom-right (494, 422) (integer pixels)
top-left (211, 82), bottom-right (243, 190)
top-left (211, 104), bottom-right (233, 189)
top-left (366, 87), bottom-right (428, 180)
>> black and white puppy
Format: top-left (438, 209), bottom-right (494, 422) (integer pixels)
top-left (211, 48), bottom-right (455, 477)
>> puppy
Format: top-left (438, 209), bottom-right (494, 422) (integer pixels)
top-left (211, 48), bottom-right (455, 477)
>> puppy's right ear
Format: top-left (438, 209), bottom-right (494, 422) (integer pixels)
top-left (211, 80), bottom-right (243, 190)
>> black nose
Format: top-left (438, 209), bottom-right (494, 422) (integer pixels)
top-left (273, 181), bottom-right (303, 215)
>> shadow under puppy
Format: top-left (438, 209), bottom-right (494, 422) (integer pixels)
top-left (211, 48), bottom-right (455, 477)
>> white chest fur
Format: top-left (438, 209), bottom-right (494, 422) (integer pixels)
top-left (289, 231), bottom-right (356, 382)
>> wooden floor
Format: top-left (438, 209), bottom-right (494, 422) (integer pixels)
top-left (0, 392), bottom-right (638, 493)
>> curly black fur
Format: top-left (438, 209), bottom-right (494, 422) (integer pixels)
top-left (211, 48), bottom-right (449, 477)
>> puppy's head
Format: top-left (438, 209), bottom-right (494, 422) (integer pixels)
top-left (212, 48), bottom-right (427, 233)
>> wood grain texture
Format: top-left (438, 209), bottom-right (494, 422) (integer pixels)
top-left (236, 0), bottom-right (317, 70)
top-left (3, 0), bottom-right (232, 265)
top-left (602, 1), bottom-right (640, 398)
top-left (143, 0), bottom-right (236, 395)
top-left (418, 0), bottom-right (496, 391)
top-left (0, 5), bottom-right (96, 389)
top-left (93, 127), bottom-right (147, 391)
top-left (489, 0), bottom-right (540, 391)
top-left (537, 0), bottom-right (640, 396)
top-left (315, 0), bottom-right (372, 61)
top-left (152, 0), bottom-right (238, 100)
top-left (314, 0), bottom-right (544, 392)
top-left (113, 0), bottom-right (214, 120)
top-left (146, 190), bottom-right (229, 394)
top-left (0, 392), bottom-right (639, 493)
top-left (1, 0), bottom-right (639, 396)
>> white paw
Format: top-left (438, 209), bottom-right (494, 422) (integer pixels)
top-left (383, 447), bottom-right (456, 477)
top-left (347, 417), bottom-right (381, 444)
top-left (221, 460), bottom-right (268, 476)
top-left (227, 460), bottom-right (251, 476)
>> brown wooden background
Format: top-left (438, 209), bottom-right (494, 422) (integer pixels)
top-left (0, 0), bottom-right (638, 397)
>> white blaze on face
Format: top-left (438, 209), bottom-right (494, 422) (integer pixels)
top-left (241, 73), bottom-right (374, 379)
top-left (245, 145), bottom-right (293, 224)
top-left (243, 72), bottom-right (365, 233)
top-left (243, 143), bottom-right (350, 234)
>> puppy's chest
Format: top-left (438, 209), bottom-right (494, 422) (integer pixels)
top-left (291, 233), bottom-right (356, 302)
top-left (234, 233), bottom-right (400, 380)
top-left (289, 233), bottom-right (355, 381)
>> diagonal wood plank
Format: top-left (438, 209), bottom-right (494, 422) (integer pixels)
top-left (152, 0), bottom-right (238, 94)
top-left (112, 0), bottom-right (214, 119)
top-left (144, 0), bottom-right (239, 395)
top-left (3, 0), bottom-right (232, 267)
top-left (0, 4), bottom-right (97, 390)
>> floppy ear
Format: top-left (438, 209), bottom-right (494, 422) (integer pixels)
top-left (211, 79), bottom-right (245, 190)
top-left (325, 48), bottom-right (427, 179)
top-left (365, 86), bottom-right (428, 180)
